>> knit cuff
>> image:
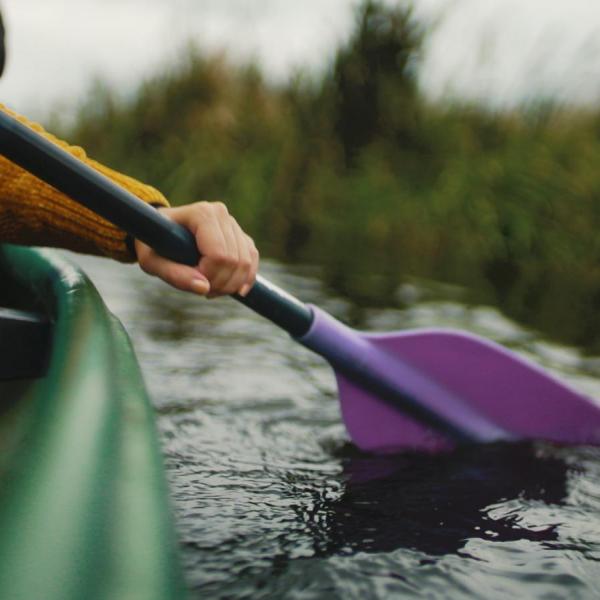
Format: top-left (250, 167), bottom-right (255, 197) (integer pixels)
top-left (0, 103), bottom-right (170, 263)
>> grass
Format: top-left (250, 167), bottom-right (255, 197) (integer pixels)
top-left (62, 1), bottom-right (600, 352)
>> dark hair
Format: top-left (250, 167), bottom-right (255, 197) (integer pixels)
top-left (0, 10), bottom-right (5, 77)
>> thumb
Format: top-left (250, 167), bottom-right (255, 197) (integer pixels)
top-left (190, 273), bottom-right (210, 296)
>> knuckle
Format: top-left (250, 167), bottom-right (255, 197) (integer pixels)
top-left (213, 201), bottom-right (228, 216)
top-left (161, 265), bottom-right (175, 282)
top-left (226, 255), bottom-right (239, 268)
top-left (194, 201), bottom-right (211, 215)
top-left (245, 236), bottom-right (259, 256)
top-left (138, 259), bottom-right (153, 276)
top-left (209, 251), bottom-right (229, 266)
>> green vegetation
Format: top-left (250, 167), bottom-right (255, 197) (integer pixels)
top-left (65, 2), bottom-right (600, 352)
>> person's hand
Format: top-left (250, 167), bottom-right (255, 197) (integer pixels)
top-left (134, 201), bottom-right (259, 297)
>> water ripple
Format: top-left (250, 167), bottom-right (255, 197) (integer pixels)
top-left (70, 253), bottom-right (600, 599)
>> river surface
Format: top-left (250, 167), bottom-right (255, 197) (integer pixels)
top-left (71, 252), bottom-right (600, 599)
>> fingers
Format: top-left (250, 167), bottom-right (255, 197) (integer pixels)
top-left (205, 214), bottom-right (253, 297)
top-left (192, 203), bottom-right (251, 297)
top-left (240, 235), bottom-right (259, 297)
top-left (135, 202), bottom-right (259, 298)
top-left (135, 238), bottom-right (211, 295)
top-left (195, 204), bottom-right (241, 296)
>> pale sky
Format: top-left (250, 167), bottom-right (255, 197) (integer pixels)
top-left (2, 0), bottom-right (600, 120)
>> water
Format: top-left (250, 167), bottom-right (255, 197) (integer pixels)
top-left (70, 252), bottom-right (600, 599)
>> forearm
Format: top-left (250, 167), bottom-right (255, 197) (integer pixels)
top-left (0, 103), bottom-right (169, 262)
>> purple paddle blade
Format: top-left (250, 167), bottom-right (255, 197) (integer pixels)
top-left (334, 373), bottom-right (453, 452)
top-left (299, 305), bottom-right (600, 453)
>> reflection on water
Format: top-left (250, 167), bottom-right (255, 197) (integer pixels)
top-left (70, 253), bottom-right (600, 599)
top-left (314, 442), bottom-right (567, 559)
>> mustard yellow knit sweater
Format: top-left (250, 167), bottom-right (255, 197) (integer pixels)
top-left (0, 104), bottom-right (169, 262)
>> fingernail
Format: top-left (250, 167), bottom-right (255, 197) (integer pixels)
top-left (239, 282), bottom-right (254, 296)
top-left (190, 278), bottom-right (210, 296)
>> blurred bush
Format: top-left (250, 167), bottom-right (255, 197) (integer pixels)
top-left (66, 1), bottom-right (600, 351)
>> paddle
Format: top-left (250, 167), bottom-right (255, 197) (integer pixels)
top-left (1, 110), bottom-right (600, 453)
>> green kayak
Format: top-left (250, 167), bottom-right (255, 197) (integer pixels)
top-left (0, 244), bottom-right (186, 600)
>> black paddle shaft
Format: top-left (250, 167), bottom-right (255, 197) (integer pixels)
top-left (0, 111), bottom-right (313, 337)
top-left (0, 111), bottom-right (483, 445)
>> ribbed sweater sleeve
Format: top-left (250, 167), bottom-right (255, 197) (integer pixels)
top-left (0, 103), bottom-right (169, 262)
